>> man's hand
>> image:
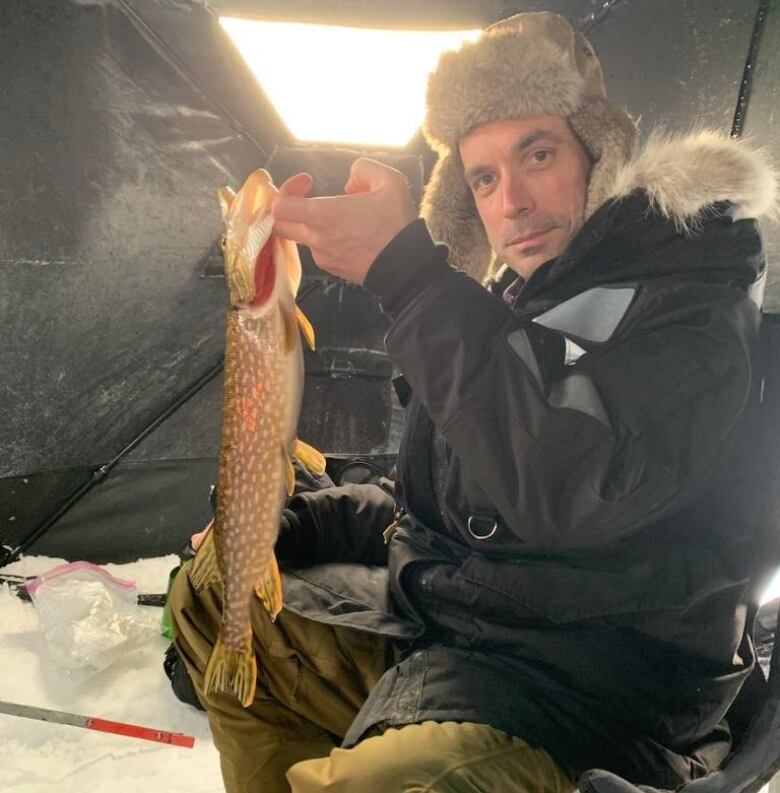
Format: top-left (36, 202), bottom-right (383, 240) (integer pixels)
top-left (272, 158), bottom-right (417, 284)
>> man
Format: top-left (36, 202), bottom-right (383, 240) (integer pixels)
top-left (170, 12), bottom-right (778, 793)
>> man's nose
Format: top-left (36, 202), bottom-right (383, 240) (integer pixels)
top-left (501, 171), bottom-right (533, 218)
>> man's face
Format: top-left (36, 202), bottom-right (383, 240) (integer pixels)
top-left (459, 114), bottom-right (591, 279)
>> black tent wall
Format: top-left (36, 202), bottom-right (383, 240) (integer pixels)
top-left (1, 0), bottom-right (777, 564)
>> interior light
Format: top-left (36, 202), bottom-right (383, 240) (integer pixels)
top-left (219, 18), bottom-right (481, 147)
top-left (760, 568), bottom-right (780, 605)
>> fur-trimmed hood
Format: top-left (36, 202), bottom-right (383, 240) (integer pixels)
top-left (610, 130), bottom-right (779, 232)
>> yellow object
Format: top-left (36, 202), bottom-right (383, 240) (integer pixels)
top-left (295, 305), bottom-right (316, 350)
top-left (254, 556), bottom-right (283, 622)
top-left (292, 439), bottom-right (327, 477)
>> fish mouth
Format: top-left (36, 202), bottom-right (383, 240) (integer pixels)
top-left (227, 213), bottom-right (275, 308)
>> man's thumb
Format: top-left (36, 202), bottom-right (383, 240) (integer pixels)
top-left (345, 157), bottom-right (396, 194)
top-left (279, 172), bottom-right (314, 198)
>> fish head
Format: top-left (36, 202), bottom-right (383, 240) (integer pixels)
top-left (218, 168), bottom-right (292, 312)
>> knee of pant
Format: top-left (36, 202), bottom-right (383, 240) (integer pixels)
top-left (167, 564), bottom-right (191, 633)
top-left (286, 736), bottom-right (438, 793)
top-left (167, 563), bottom-right (217, 646)
top-left (287, 722), bottom-right (571, 793)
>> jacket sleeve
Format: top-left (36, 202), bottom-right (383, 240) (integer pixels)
top-left (364, 220), bottom-right (759, 551)
top-left (276, 483), bottom-right (395, 565)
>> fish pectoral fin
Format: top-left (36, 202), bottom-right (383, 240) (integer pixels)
top-left (254, 554), bottom-right (284, 621)
top-left (282, 304), bottom-right (299, 354)
top-left (202, 632), bottom-right (257, 708)
top-left (295, 305), bottom-right (316, 350)
top-left (293, 438), bottom-right (326, 477)
top-left (189, 523), bottom-right (222, 592)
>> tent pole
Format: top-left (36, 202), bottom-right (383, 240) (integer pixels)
top-left (731, 0), bottom-right (770, 139)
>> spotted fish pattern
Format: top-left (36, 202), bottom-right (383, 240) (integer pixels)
top-left (217, 307), bottom-right (287, 651)
top-left (188, 169), bottom-right (324, 708)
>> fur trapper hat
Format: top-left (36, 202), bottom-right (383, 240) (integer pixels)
top-left (421, 12), bottom-right (638, 279)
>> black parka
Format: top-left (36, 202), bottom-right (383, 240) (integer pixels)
top-left (278, 191), bottom-right (769, 789)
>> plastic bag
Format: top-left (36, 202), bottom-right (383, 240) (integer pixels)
top-left (26, 561), bottom-right (159, 683)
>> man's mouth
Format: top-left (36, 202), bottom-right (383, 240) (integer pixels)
top-left (507, 228), bottom-right (552, 248)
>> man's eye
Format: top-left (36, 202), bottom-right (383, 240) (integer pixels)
top-left (473, 174), bottom-right (494, 191)
top-left (531, 149), bottom-right (552, 164)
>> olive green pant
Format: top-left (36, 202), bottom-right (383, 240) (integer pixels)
top-left (169, 565), bottom-right (574, 793)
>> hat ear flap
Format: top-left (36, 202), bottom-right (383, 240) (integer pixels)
top-left (569, 96), bottom-right (638, 220)
top-left (421, 151), bottom-right (494, 282)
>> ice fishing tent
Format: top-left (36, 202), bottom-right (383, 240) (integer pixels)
top-left (2, 0), bottom-right (780, 790)
top-left (0, 0), bottom-right (777, 563)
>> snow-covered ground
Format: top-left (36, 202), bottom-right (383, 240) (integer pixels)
top-left (3, 554), bottom-right (780, 793)
top-left (0, 555), bottom-right (222, 793)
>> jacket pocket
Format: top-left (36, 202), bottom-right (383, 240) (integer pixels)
top-left (458, 536), bottom-right (740, 624)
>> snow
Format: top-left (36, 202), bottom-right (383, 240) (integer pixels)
top-left (2, 553), bottom-right (779, 793)
top-left (0, 555), bottom-right (222, 793)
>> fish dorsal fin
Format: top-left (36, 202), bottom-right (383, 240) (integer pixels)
top-left (254, 555), bottom-right (283, 622)
top-left (295, 306), bottom-right (316, 350)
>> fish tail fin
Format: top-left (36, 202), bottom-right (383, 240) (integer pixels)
top-left (295, 305), bottom-right (316, 350)
top-left (293, 438), bottom-right (327, 477)
top-left (189, 525), bottom-right (221, 592)
top-left (254, 554), bottom-right (284, 621)
top-left (202, 631), bottom-right (257, 708)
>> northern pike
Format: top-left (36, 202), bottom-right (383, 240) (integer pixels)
top-left (189, 168), bottom-right (324, 707)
